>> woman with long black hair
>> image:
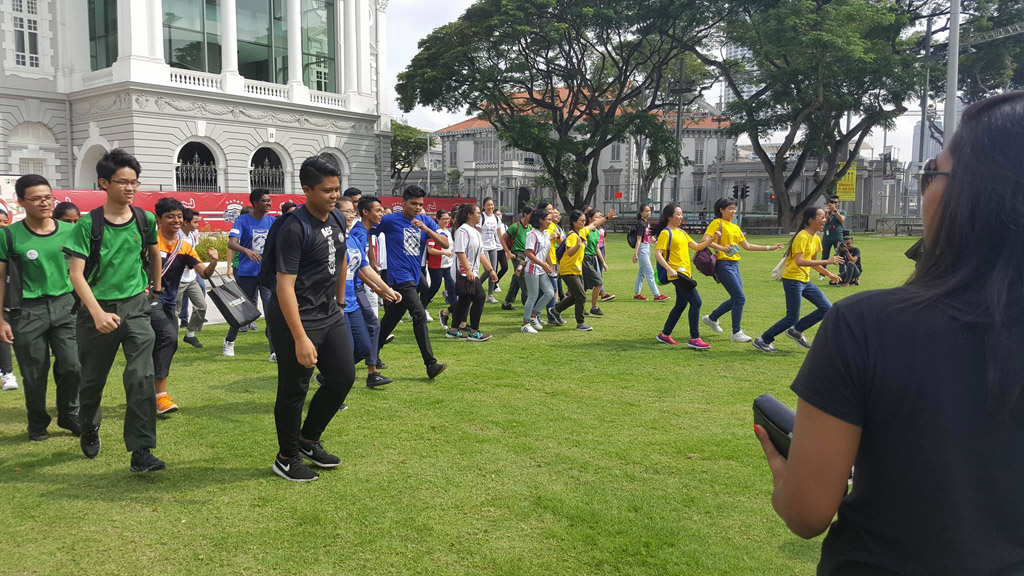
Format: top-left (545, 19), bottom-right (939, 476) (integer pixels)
top-left (753, 207), bottom-right (842, 353)
top-left (653, 204), bottom-right (717, 349)
top-left (754, 91), bottom-right (1024, 575)
top-left (479, 198), bottom-right (502, 302)
top-left (700, 197), bottom-right (784, 343)
top-left (632, 204), bottom-right (666, 301)
top-left (448, 203), bottom-right (498, 342)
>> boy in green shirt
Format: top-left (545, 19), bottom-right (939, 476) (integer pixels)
top-left (0, 174), bottom-right (81, 442)
top-left (500, 206), bottom-right (533, 310)
top-left (64, 149), bottom-right (165, 473)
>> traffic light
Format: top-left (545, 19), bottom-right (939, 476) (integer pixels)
top-left (740, 184), bottom-right (750, 200)
top-left (769, 193), bottom-right (776, 203)
top-left (732, 184), bottom-right (739, 199)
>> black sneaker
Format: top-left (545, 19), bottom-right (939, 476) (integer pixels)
top-left (129, 448), bottom-right (166, 473)
top-left (753, 337), bottom-right (778, 353)
top-left (183, 335), bottom-right (203, 349)
top-left (57, 414), bottom-right (82, 437)
top-left (439, 309), bottom-right (450, 328)
top-left (28, 429), bottom-right (49, 442)
top-left (81, 429), bottom-right (101, 459)
top-left (589, 307), bottom-right (604, 317)
top-left (366, 372), bottom-right (393, 388)
top-left (501, 302), bottom-right (514, 311)
top-left (383, 333), bottom-right (395, 346)
top-left (273, 454), bottom-right (319, 482)
top-left (299, 439), bottom-right (341, 468)
top-left (376, 361), bottom-right (389, 371)
top-left (179, 319), bottom-right (188, 329)
top-left (426, 362), bottom-right (447, 379)
top-left (785, 328), bottom-right (812, 349)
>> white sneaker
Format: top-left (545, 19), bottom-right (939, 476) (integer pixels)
top-left (731, 330), bottom-right (753, 343)
top-left (223, 340), bottom-right (235, 357)
top-left (269, 353), bottom-right (277, 363)
top-left (1, 372), bottom-right (17, 391)
top-left (521, 324), bottom-right (538, 334)
top-left (486, 296), bottom-right (499, 304)
top-left (701, 315), bottom-right (724, 334)
top-left (529, 318), bottom-right (544, 331)
top-left (494, 285), bottom-right (502, 293)
top-left (425, 312), bottom-right (434, 322)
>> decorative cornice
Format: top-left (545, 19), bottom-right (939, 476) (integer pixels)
top-left (71, 91), bottom-right (376, 135)
top-left (376, 0), bottom-right (389, 12)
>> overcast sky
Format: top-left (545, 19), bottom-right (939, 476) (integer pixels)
top-left (385, 0), bottom-right (930, 163)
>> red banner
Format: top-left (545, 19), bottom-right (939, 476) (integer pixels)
top-left (44, 190), bottom-right (475, 232)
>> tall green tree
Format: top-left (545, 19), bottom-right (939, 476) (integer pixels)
top-left (396, 0), bottom-right (722, 211)
top-left (390, 121), bottom-right (428, 187)
top-left (687, 0), bottom-right (922, 230)
top-left (938, 0), bottom-right (1024, 104)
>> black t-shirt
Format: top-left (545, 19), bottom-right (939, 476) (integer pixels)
top-left (847, 246), bottom-right (862, 270)
top-left (270, 207), bottom-right (346, 331)
top-left (791, 288), bottom-right (1024, 576)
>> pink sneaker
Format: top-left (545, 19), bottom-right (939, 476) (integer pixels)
top-left (634, 293), bottom-right (648, 301)
top-left (653, 294), bottom-right (669, 301)
top-left (657, 332), bottom-right (679, 346)
top-left (688, 338), bottom-right (711, 350)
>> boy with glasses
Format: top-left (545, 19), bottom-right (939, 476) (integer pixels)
top-left (0, 174), bottom-right (81, 441)
top-left (64, 149), bottom-right (165, 472)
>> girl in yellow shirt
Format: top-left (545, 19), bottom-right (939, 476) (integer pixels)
top-left (700, 198), bottom-right (784, 343)
top-left (654, 204), bottom-right (718, 349)
top-left (754, 207), bottom-right (843, 353)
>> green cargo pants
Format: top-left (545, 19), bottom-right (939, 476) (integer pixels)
top-left (77, 292), bottom-right (157, 453)
top-left (12, 292), bottom-right (80, 434)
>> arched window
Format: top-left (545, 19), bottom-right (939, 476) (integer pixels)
top-left (250, 147), bottom-right (285, 194)
top-left (175, 141), bottom-right (219, 192)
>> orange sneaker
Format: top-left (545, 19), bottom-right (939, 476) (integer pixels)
top-left (156, 393), bottom-right (178, 415)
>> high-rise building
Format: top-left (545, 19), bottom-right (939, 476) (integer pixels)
top-left (723, 45), bottom-right (759, 104)
top-left (0, 0), bottom-right (391, 197)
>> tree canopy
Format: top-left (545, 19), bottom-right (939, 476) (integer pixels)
top-left (390, 121), bottom-right (428, 188)
top-left (396, 0), bottom-right (723, 210)
top-left (686, 0), bottom-right (922, 229)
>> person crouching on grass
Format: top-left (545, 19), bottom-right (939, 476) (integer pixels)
top-left (151, 198), bottom-right (218, 416)
top-left (268, 156), bottom-right (355, 483)
top-left (654, 203), bottom-right (718, 350)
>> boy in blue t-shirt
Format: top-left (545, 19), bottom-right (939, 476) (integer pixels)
top-left (226, 188), bottom-right (276, 359)
top-left (372, 186), bottom-right (450, 379)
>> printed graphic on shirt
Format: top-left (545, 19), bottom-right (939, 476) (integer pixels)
top-left (327, 226), bottom-right (338, 275)
top-left (252, 229), bottom-right (268, 254)
top-left (347, 247), bottom-right (362, 279)
top-left (403, 227), bottom-right (421, 256)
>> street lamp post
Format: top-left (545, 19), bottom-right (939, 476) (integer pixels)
top-left (944, 0), bottom-right (962, 138)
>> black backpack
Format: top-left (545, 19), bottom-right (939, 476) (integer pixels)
top-left (71, 206), bottom-right (151, 313)
top-left (258, 207), bottom-right (346, 293)
top-left (2, 226), bottom-right (23, 311)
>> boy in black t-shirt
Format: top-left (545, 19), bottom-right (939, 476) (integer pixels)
top-left (268, 156), bottom-right (354, 483)
top-left (838, 233), bottom-right (862, 286)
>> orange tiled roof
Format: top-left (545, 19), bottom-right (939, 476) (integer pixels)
top-left (436, 117), bottom-right (494, 133)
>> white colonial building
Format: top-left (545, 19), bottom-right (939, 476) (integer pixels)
top-left (434, 107), bottom-right (737, 213)
top-left (0, 0), bottom-right (391, 196)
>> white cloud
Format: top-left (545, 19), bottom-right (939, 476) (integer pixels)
top-left (385, 0), bottom-right (477, 132)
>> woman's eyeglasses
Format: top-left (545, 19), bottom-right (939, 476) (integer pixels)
top-left (918, 158), bottom-right (952, 193)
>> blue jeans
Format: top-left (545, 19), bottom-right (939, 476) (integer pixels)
top-left (662, 279), bottom-right (702, 339)
top-left (761, 279), bottom-right (831, 344)
top-left (634, 242), bottom-right (660, 297)
top-left (709, 260), bottom-right (746, 333)
top-left (226, 275), bottom-right (275, 354)
top-left (523, 273), bottom-right (556, 324)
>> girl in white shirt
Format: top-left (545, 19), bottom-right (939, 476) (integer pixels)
top-left (479, 198), bottom-right (502, 299)
top-left (521, 209), bottom-right (556, 333)
top-left (449, 203), bottom-right (498, 341)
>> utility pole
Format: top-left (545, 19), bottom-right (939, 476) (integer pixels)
top-left (425, 133), bottom-right (432, 194)
top-left (919, 17), bottom-right (932, 171)
top-left (944, 0), bottom-right (962, 139)
top-left (672, 60), bottom-right (684, 202)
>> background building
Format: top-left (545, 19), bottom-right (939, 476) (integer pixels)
top-left (0, 0), bottom-right (391, 200)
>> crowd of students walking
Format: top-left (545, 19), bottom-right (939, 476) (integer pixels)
top-left (0, 149), bottom-right (857, 482)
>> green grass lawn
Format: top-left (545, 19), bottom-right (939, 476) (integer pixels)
top-left (0, 234), bottom-right (919, 576)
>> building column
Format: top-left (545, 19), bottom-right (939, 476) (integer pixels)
top-left (220, 0), bottom-right (244, 93)
top-left (375, 1), bottom-right (390, 131)
top-left (60, 0), bottom-right (93, 91)
top-left (356, 0), bottom-right (371, 95)
top-left (112, 0), bottom-right (170, 83)
top-left (148, 0), bottom-right (164, 62)
top-left (344, 0), bottom-right (358, 95)
top-left (287, 0), bottom-right (309, 102)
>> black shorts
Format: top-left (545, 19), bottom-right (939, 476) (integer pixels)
top-left (151, 302), bottom-right (178, 380)
top-left (582, 254), bottom-right (603, 290)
